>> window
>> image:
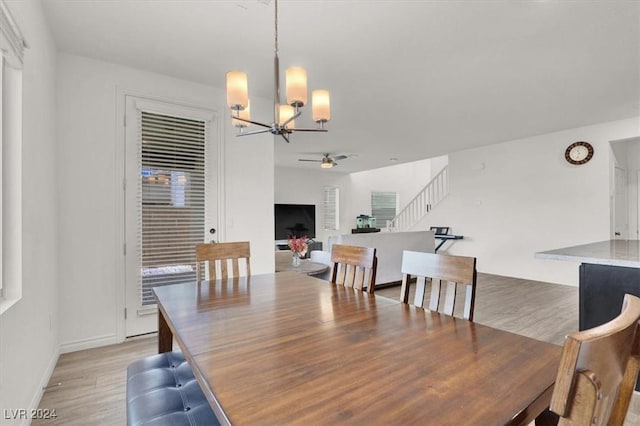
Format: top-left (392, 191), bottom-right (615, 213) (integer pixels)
top-left (371, 192), bottom-right (397, 228)
top-left (138, 111), bottom-right (206, 305)
top-left (323, 186), bottom-right (339, 230)
top-left (0, 1), bottom-right (25, 314)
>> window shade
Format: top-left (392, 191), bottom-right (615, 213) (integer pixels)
top-left (0, 1), bottom-right (25, 303)
top-left (137, 111), bottom-right (206, 306)
top-left (323, 186), bottom-right (339, 230)
top-left (371, 192), bottom-right (397, 226)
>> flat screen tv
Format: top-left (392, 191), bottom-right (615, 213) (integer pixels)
top-left (274, 204), bottom-right (316, 240)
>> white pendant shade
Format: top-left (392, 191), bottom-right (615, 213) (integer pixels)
top-left (312, 89), bottom-right (331, 123)
top-left (286, 67), bottom-right (308, 107)
top-left (278, 104), bottom-right (295, 128)
top-left (226, 71), bottom-right (248, 110)
top-left (232, 100), bottom-right (250, 128)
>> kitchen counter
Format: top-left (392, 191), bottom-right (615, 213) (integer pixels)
top-left (535, 240), bottom-right (640, 268)
top-left (536, 239), bottom-right (640, 390)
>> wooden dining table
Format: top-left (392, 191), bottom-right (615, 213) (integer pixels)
top-left (153, 272), bottom-right (562, 425)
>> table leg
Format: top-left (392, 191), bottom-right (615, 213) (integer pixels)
top-left (158, 310), bottom-right (173, 353)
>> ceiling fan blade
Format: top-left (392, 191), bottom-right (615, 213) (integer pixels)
top-left (298, 159), bottom-right (322, 162)
top-left (333, 155), bottom-right (348, 161)
top-left (332, 162), bottom-right (339, 166)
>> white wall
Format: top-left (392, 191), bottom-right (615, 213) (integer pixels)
top-left (0, 1), bottom-right (59, 423)
top-left (56, 53), bottom-right (274, 351)
top-left (423, 118), bottom-right (640, 286)
top-left (347, 158), bottom-right (434, 229)
top-left (274, 167), bottom-right (350, 245)
top-left (274, 158), bottom-right (442, 247)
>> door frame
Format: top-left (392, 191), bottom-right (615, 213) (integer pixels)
top-left (637, 171), bottom-right (640, 239)
top-left (612, 165), bottom-right (628, 239)
top-left (114, 88), bottom-right (226, 342)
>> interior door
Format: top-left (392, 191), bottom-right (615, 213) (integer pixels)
top-left (613, 166), bottom-right (628, 239)
top-left (124, 96), bottom-right (218, 337)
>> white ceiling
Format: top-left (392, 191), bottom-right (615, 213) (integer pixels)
top-left (41, 0), bottom-right (640, 173)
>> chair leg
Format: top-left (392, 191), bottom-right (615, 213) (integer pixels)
top-left (534, 408), bottom-right (559, 426)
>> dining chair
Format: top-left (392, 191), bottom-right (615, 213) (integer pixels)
top-left (549, 293), bottom-right (640, 426)
top-left (196, 241), bottom-right (251, 281)
top-left (399, 250), bottom-right (477, 321)
top-left (329, 244), bottom-right (377, 293)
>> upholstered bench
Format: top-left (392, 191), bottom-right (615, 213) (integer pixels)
top-left (126, 351), bottom-right (220, 426)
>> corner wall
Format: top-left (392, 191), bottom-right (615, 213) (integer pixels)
top-left (424, 118), bottom-right (640, 286)
top-left (56, 53), bottom-right (274, 351)
top-left (274, 167), bottom-right (350, 245)
top-left (347, 159), bottom-right (436, 230)
top-left (274, 157), bottom-right (442, 247)
top-left (0, 1), bottom-right (59, 423)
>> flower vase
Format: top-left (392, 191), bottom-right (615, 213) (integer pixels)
top-left (292, 253), bottom-right (301, 267)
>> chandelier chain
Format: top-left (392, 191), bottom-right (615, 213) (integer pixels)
top-left (274, 0), bottom-right (279, 57)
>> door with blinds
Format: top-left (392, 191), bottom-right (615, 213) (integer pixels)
top-left (124, 96), bottom-right (218, 337)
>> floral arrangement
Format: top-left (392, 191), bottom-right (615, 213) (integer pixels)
top-left (288, 235), bottom-right (308, 257)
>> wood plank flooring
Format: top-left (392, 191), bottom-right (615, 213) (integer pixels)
top-left (376, 272), bottom-right (579, 345)
top-left (34, 273), bottom-right (639, 425)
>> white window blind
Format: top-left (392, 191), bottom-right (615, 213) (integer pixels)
top-left (371, 192), bottom-right (397, 227)
top-left (137, 111), bottom-right (206, 306)
top-left (323, 186), bottom-right (339, 230)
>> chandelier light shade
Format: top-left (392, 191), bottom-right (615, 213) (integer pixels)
top-left (312, 89), bottom-right (331, 124)
top-left (225, 0), bottom-right (330, 143)
top-left (286, 67), bottom-right (308, 107)
top-left (226, 71), bottom-right (248, 110)
top-left (278, 104), bottom-right (295, 128)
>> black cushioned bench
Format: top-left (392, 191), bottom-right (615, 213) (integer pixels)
top-left (126, 351), bottom-right (220, 426)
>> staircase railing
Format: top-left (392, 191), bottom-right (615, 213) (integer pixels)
top-left (388, 165), bottom-right (449, 231)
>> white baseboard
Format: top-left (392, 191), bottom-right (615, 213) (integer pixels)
top-left (59, 333), bottom-right (121, 354)
top-left (22, 347), bottom-right (60, 426)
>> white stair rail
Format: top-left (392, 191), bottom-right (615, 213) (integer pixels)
top-left (388, 166), bottom-right (449, 231)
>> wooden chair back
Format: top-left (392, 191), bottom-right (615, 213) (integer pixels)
top-left (550, 293), bottom-right (640, 426)
top-left (196, 242), bottom-right (251, 281)
top-left (399, 250), bottom-right (477, 321)
top-left (330, 244), bottom-right (377, 293)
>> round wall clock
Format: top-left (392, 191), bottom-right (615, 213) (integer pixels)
top-left (565, 141), bottom-right (594, 165)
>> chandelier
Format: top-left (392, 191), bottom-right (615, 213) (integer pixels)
top-left (225, 0), bottom-right (331, 143)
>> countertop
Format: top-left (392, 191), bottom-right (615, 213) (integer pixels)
top-left (535, 240), bottom-right (640, 268)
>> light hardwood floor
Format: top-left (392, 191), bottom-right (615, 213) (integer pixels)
top-left (34, 273), bottom-right (639, 425)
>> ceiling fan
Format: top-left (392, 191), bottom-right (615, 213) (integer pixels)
top-left (298, 153), bottom-right (350, 169)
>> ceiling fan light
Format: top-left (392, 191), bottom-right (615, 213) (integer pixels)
top-left (312, 89), bottom-right (331, 123)
top-left (232, 100), bottom-right (250, 128)
top-left (321, 159), bottom-right (333, 169)
top-left (278, 104), bottom-right (295, 128)
top-left (226, 71), bottom-right (248, 110)
top-left (286, 67), bottom-right (307, 107)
